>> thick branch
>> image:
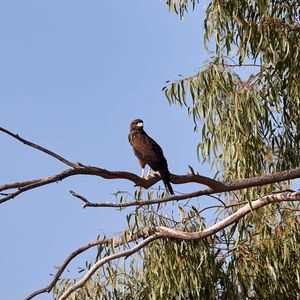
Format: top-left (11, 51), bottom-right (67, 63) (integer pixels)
top-left (71, 167), bottom-right (300, 208)
top-left (3, 164), bottom-right (299, 205)
top-left (56, 191), bottom-right (300, 300)
top-left (0, 125), bottom-right (222, 191)
top-left (0, 166), bottom-right (222, 204)
top-left (156, 191), bottom-right (300, 240)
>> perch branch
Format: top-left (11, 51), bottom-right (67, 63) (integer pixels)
top-left (0, 126), bottom-right (224, 204)
top-left (70, 167), bottom-right (300, 208)
top-left (0, 166), bottom-right (222, 204)
top-left (1, 127), bottom-right (299, 206)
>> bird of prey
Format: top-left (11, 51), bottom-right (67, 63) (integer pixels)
top-left (128, 119), bottom-right (174, 195)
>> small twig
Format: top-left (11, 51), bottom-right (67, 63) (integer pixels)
top-left (223, 63), bottom-right (262, 68)
top-left (199, 205), bottom-right (222, 214)
top-left (215, 201), bottom-right (248, 222)
top-left (70, 190), bottom-right (90, 207)
top-left (188, 165), bottom-right (196, 175)
top-left (70, 189), bottom-right (215, 208)
top-left (0, 192), bottom-right (9, 196)
top-left (208, 194), bottom-right (226, 207)
top-left (223, 201), bottom-right (248, 210)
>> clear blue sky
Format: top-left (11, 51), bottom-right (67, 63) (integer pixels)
top-left (0, 1), bottom-right (213, 299)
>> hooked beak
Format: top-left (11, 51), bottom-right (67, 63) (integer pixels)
top-left (136, 122), bottom-right (143, 128)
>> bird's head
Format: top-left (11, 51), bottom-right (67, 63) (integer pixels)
top-left (130, 119), bottom-right (144, 131)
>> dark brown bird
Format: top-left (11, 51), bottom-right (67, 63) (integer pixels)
top-left (128, 119), bottom-right (174, 195)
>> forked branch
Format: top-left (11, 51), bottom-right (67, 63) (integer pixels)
top-left (24, 229), bottom-right (149, 300)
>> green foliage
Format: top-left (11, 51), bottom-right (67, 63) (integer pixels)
top-left (164, 1), bottom-right (300, 182)
top-left (166, 0), bottom-right (200, 19)
top-left (228, 205), bottom-right (300, 299)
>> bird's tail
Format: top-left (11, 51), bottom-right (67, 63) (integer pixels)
top-left (159, 170), bottom-right (174, 195)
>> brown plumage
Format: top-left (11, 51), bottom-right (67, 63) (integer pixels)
top-left (128, 119), bottom-right (174, 195)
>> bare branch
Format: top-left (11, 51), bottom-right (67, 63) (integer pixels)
top-left (199, 205), bottom-right (223, 214)
top-left (208, 194), bottom-right (226, 206)
top-left (71, 167), bottom-right (300, 208)
top-left (0, 127), bottom-right (76, 168)
top-left (0, 165), bottom-right (222, 204)
top-left (2, 126), bottom-right (299, 206)
top-left (56, 191), bottom-right (300, 300)
top-left (0, 179), bottom-right (42, 192)
top-left (0, 169), bottom-right (79, 204)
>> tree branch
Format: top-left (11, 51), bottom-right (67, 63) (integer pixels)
top-left (70, 167), bottom-right (300, 208)
top-left (55, 191), bottom-right (300, 300)
top-left (24, 229), bottom-right (150, 300)
top-left (2, 127), bottom-right (299, 207)
top-left (24, 239), bottom-right (105, 300)
top-left (155, 191), bottom-right (300, 240)
top-left (0, 126), bottom-right (224, 204)
top-left (58, 235), bottom-right (159, 300)
top-left (0, 166), bottom-right (222, 204)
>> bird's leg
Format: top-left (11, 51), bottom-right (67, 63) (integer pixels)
top-left (141, 168), bottom-right (145, 178)
top-left (146, 168), bottom-right (158, 179)
top-left (146, 167), bottom-right (152, 177)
